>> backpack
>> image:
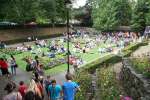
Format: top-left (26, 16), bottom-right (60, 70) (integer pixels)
top-left (26, 64), bottom-right (32, 72)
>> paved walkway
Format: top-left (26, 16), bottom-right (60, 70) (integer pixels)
top-left (12, 65), bottom-right (74, 85)
top-left (11, 68), bottom-right (32, 85)
top-left (132, 44), bottom-right (150, 57)
top-left (0, 76), bottom-right (12, 100)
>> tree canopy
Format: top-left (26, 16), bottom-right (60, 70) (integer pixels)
top-left (0, 0), bottom-right (66, 24)
top-left (0, 0), bottom-right (150, 32)
top-left (91, 0), bottom-right (150, 32)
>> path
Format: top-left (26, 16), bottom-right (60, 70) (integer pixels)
top-left (11, 68), bottom-right (32, 85)
top-left (0, 76), bottom-right (12, 100)
top-left (132, 44), bottom-right (150, 57)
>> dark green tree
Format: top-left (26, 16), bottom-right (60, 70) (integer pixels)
top-left (2, 0), bottom-right (41, 23)
top-left (115, 0), bottom-right (132, 26)
top-left (92, 0), bottom-right (119, 31)
top-left (131, 0), bottom-right (149, 32)
top-left (40, 0), bottom-right (57, 25)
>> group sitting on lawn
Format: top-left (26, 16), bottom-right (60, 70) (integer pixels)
top-left (0, 30), bottom-right (141, 100)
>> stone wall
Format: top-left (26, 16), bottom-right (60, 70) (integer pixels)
top-left (0, 27), bottom-right (67, 41)
top-left (120, 58), bottom-right (150, 100)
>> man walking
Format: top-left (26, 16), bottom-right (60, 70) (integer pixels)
top-left (62, 73), bottom-right (80, 100)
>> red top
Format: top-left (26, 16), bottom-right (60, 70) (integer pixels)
top-left (0, 60), bottom-right (8, 69)
top-left (37, 83), bottom-right (43, 95)
top-left (18, 84), bottom-right (27, 97)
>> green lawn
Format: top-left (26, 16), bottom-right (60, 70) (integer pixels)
top-left (0, 38), bottom-right (116, 75)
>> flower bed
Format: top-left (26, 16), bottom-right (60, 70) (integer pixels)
top-left (97, 67), bottom-right (121, 100)
top-left (0, 48), bottom-right (22, 55)
top-left (74, 71), bottom-right (92, 100)
top-left (131, 58), bottom-right (150, 78)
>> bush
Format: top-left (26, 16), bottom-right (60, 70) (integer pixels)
top-left (97, 67), bottom-right (121, 100)
top-left (74, 71), bottom-right (92, 100)
top-left (132, 58), bottom-right (150, 78)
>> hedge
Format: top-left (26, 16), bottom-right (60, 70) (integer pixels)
top-left (75, 42), bottom-right (148, 99)
top-left (78, 42), bottom-right (148, 73)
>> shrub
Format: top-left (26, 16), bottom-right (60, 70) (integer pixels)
top-left (97, 67), bottom-right (121, 100)
top-left (132, 58), bottom-right (150, 78)
top-left (74, 71), bottom-right (92, 100)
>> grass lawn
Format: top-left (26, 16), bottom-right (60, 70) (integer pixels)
top-left (0, 38), bottom-right (117, 75)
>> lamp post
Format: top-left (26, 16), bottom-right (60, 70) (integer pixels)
top-left (65, 0), bottom-right (72, 73)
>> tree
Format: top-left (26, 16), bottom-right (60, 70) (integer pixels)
top-left (0, 0), bottom-right (67, 24)
top-left (131, 0), bottom-right (150, 33)
top-left (40, 0), bottom-right (57, 25)
top-left (91, 0), bottom-right (131, 31)
top-left (145, 0), bottom-right (150, 25)
top-left (92, 0), bottom-right (119, 31)
top-left (0, 0), bottom-right (41, 23)
top-left (115, 0), bottom-right (132, 26)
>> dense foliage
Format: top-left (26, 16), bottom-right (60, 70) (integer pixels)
top-left (131, 0), bottom-right (150, 33)
top-left (132, 58), bottom-right (150, 78)
top-left (0, 0), bottom-right (66, 24)
top-left (91, 0), bottom-right (132, 31)
top-left (91, 0), bottom-right (150, 32)
top-left (74, 71), bottom-right (92, 100)
top-left (97, 67), bottom-right (121, 100)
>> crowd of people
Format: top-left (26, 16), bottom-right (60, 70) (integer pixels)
top-left (3, 73), bottom-right (80, 100)
top-left (0, 30), bottom-right (140, 100)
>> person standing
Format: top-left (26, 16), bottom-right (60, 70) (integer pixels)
top-left (35, 79), bottom-right (44, 99)
top-left (18, 81), bottom-right (28, 98)
top-left (62, 73), bottom-right (80, 100)
top-left (32, 56), bottom-right (39, 71)
top-left (25, 79), bottom-right (42, 100)
top-left (10, 55), bottom-right (17, 75)
top-left (44, 75), bottom-right (52, 95)
top-left (3, 82), bottom-right (22, 100)
top-left (48, 79), bottom-right (62, 100)
top-left (0, 58), bottom-right (9, 77)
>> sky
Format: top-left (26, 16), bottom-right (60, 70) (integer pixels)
top-left (72, 0), bottom-right (87, 8)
